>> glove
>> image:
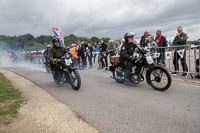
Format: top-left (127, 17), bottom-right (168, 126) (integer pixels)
top-left (129, 56), bottom-right (138, 62)
top-left (53, 58), bottom-right (58, 62)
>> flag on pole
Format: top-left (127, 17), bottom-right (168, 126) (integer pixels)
top-left (177, 49), bottom-right (185, 58)
top-left (165, 52), bottom-right (171, 59)
top-left (51, 27), bottom-right (65, 47)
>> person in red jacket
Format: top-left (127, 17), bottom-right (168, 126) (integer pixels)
top-left (155, 30), bottom-right (168, 66)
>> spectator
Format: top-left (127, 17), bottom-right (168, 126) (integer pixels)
top-left (70, 44), bottom-right (78, 67)
top-left (98, 48), bottom-right (104, 69)
top-left (87, 43), bottom-right (93, 68)
top-left (100, 40), bottom-right (108, 70)
top-left (93, 42), bottom-right (99, 63)
top-left (116, 38), bottom-right (125, 55)
top-left (43, 45), bottom-right (51, 72)
top-left (77, 42), bottom-right (85, 70)
top-left (140, 30), bottom-right (151, 48)
top-left (172, 26), bottom-right (188, 76)
top-left (36, 50), bottom-right (42, 64)
top-left (82, 41), bottom-right (88, 68)
top-left (107, 40), bottom-right (116, 65)
top-left (155, 30), bottom-right (168, 65)
top-left (147, 36), bottom-right (158, 53)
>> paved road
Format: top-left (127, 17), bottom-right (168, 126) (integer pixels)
top-left (3, 64), bottom-right (200, 133)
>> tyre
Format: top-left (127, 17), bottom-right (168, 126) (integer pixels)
top-left (146, 66), bottom-right (171, 91)
top-left (69, 70), bottom-right (81, 90)
top-left (112, 67), bottom-right (124, 83)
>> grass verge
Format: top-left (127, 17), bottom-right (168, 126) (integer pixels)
top-left (0, 73), bottom-right (23, 125)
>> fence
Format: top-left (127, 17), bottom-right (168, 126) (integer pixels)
top-left (155, 44), bottom-right (200, 81)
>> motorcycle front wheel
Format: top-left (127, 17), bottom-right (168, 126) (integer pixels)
top-left (146, 66), bottom-right (171, 91)
top-left (69, 70), bottom-right (81, 90)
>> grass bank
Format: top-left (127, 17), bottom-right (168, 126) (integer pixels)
top-left (0, 73), bottom-right (23, 125)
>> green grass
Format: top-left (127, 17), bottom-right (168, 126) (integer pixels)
top-left (0, 73), bottom-right (23, 125)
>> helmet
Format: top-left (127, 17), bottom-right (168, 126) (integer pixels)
top-left (52, 37), bottom-right (60, 44)
top-left (124, 32), bottom-right (135, 43)
top-left (127, 32), bottom-right (135, 37)
top-left (47, 45), bottom-right (51, 48)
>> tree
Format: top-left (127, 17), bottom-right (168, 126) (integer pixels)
top-left (64, 34), bottom-right (78, 45)
top-left (20, 33), bottom-right (35, 41)
top-left (35, 35), bottom-right (52, 45)
top-left (90, 36), bottom-right (100, 44)
top-left (101, 37), bottom-right (111, 43)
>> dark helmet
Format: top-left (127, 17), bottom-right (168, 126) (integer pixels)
top-left (52, 37), bottom-right (60, 44)
top-left (124, 32), bottom-right (135, 43)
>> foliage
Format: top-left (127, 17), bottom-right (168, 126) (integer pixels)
top-left (0, 33), bottom-right (142, 51)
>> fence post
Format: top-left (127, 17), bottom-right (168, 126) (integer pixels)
top-left (199, 46), bottom-right (200, 76)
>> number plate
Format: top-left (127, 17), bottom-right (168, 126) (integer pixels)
top-left (146, 55), bottom-right (154, 64)
top-left (65, 59), bottom-right (72, 65)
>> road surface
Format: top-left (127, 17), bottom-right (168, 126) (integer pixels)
top-left (3, 64), bottom-right (200, 133)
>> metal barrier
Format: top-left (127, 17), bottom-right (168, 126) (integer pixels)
top-left (155, 44), bottom-right (200, 80)
top-left (91, 45), bottom-right (200, 81)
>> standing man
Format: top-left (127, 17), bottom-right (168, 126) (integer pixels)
top-left (100, 40), bottom-right (108, 70)
top-left (172, 26), bottom-right (188, 76)
top-left (43, 45), bottom-right (51, 72)
top-left (87, 43), bottom-right (93, 68)
top-left (107, 40), bottom-right (116, 65)
top-left (116, 38), bottom-right (125, 55)
top-left (140, 30), bottom-right (151, 48)
top-left (93, 42), bottom-right (99, 63)
top-left (155, 30), bottom-right (168, 65)
top-left (82, 41), bottom-right (88, 69)
top-left (77, 42), bottom-right (85, 70)
top-left (70, 44), bottom-right (78, 67)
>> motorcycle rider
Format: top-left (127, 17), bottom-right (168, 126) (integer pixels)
top-left (120, 32), bottom-right (141, 82)
top-left (48, 37), bottom-right (67, 83)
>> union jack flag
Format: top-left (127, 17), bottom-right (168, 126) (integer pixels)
top-left (51, 26), bottom-right (65, 47)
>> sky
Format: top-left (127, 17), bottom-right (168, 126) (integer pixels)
top-left (0, 0), bottom-right (200, 42)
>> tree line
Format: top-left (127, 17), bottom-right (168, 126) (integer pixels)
top-left (0, 33), bottom-right (111, 51)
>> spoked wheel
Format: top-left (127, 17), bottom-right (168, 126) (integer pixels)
top-left (69, 70), bottom-right (81, 90)
top-left (147, 67), bottom-right (171, 91)
top-left (112, 67), bottom-right (125, 83)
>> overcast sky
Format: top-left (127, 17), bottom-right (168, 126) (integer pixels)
top-left (0, 0), bottom-right (200, 42)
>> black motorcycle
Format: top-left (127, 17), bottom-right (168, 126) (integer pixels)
top-left (56, 53), bottom-right (81, 90)
top-left (109, 47), bottom-right (172, 91)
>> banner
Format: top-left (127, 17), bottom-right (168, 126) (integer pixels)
top-left (154, 52), bottom-right (160, 58)
top-left (177, 49), bottom-right (185, 58)
top-left (51, 27), bottom-right (65, 47)
top-left (165, 52), bottom-right (171, 59)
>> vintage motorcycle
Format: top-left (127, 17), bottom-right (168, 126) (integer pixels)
top-left (109, 47), bottom-right (172, 91)
top-left (55, 53), bottom-right (81, 90)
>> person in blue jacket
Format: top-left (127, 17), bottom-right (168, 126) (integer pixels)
top-left (147, 36), bottom-right (158, 53)
top-left (93, 42), bottom-right (99, 63)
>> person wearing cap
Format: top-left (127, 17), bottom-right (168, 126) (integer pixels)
top-left (120, 32), bottom-right (140, 82)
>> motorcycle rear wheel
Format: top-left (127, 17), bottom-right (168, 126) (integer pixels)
top-left (112, 67), bottom-right (125, 83)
